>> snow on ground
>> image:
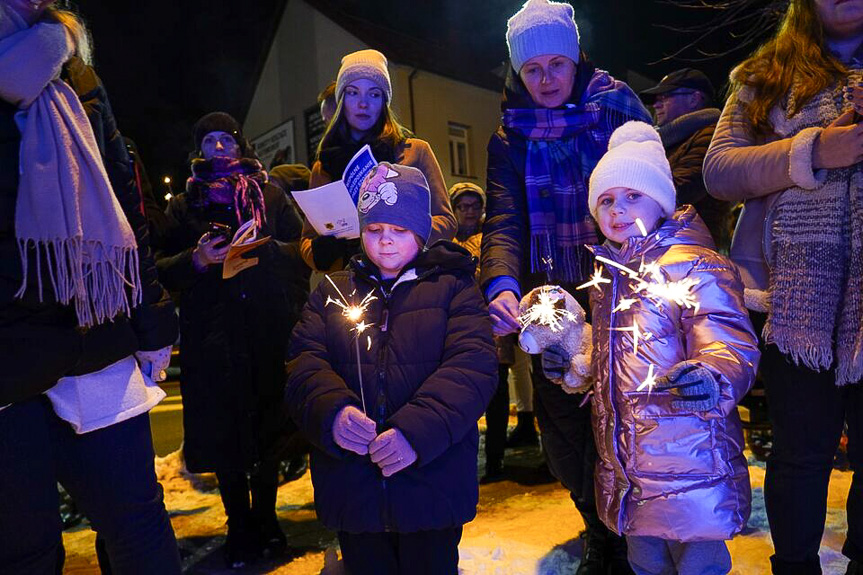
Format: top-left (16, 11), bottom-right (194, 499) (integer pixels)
top-left (61, 425), bottom-right (853, 574)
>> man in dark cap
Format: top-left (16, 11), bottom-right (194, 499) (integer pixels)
top-left (641, 68), bottom-right (734, 252)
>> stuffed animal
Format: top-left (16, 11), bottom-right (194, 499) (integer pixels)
top-left (517, 285), bottom-right (593, 394)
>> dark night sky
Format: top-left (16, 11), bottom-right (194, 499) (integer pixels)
top-left (72, 0), bottom-right (771, 189)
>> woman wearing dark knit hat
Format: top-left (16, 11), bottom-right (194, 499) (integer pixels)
top-left (480, 1), bottom-right (651, 572)
top-left (300, 49), bottom-right (456, 277)
top-left (157, 111), bottom-right (308, 568)
top-left (0, 1), bottom-right (181, 571)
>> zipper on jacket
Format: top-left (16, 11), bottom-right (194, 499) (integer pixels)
top-left (606, 257), bottom-right (631, 534)
top-left (374, 287), bottom-right (392, 531)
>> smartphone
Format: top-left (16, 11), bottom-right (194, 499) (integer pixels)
top-left (208, 222), bottom-right (232, 247)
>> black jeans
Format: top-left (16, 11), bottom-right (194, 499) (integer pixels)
top-left (337, 527), bottom-right (462, 575)
top-left (760, 341), bottom-right (863, 574)
top-left (532, 360), bottom-right (598, 511)
top-left (484, 364), bottom-right (511, 465)
top-left (0, 397), bottom-right (181, 574)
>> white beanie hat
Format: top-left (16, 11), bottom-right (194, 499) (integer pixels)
top-left (336, 49), bottom-right (392, 103)
top-left (588, 121), bottom-right (676, 219)
top-left (506, 0), bottom-right (581, 73)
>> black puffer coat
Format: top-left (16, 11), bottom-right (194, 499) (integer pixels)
top-left (156, 162), bottom-right (308, 472)
top-left (0, 57), bottom-right (177, 405)
top-left (286, 242), bottom-right (497, 533)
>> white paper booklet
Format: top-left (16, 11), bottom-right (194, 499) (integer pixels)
top-left (291, 145), bottom-right (377, 239)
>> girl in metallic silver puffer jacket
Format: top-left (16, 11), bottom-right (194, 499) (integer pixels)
top-left (557, 122), bottom-right (760, 574)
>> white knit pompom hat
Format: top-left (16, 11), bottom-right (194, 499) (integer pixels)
top-left (588, 121), bottom-right (676, 219)
top-left (336, 49), bottom-right (392, 103)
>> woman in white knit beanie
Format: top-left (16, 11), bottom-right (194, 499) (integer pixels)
top-left (299, 49), bottom-right (456, 280)
top-left (481, 2), bottom-right (651, 573)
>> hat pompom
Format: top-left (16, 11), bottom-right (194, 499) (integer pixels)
top-left (607, 121), bottom-right (662, 151)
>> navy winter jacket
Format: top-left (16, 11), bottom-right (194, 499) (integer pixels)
top-left (286, 241), bottom-right (497, 533)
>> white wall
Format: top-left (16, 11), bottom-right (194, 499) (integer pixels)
top-left (244, 0), bottom-right (503, 189)
top-left (244, 0), bottom-right (368, 165)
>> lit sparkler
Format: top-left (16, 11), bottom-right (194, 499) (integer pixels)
top-left (324, 275), bottom-right (378, 414)
top-left (519, 286), bottom-right (576, 333)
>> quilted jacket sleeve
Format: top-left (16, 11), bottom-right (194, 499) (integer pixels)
top-left (285, 283), bottom-right (361, 458)
top-left (678, 254), bottom-right (760, 417)
top-left (480, 131), bottom-right (527, 296)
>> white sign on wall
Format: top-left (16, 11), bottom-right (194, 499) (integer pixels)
top-left (250, 118), bottom-right (295, 170)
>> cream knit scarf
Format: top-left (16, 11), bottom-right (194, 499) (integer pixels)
top-left (0, 7), bottom-right (140, 328)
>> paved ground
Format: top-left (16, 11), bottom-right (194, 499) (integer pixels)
top-left (60, 412), bottom-right (855, 574)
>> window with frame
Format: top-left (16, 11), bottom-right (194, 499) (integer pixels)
top-left (448, 123), bottom-right (471, 177)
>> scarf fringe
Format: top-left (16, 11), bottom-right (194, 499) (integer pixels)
top-left (837, 343), bottom-right (863, 386)
top-left (15, 237), bottom-right (141, 328)
top-left (764, 320), bottom-right (835, 371)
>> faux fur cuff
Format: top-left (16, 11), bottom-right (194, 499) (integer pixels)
top-left (744, 288), bottom-right (770, 313)
top-left (788, 126), bottom-right (825, 189)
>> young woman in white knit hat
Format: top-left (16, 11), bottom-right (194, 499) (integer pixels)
top-left (572, 120), bottom-right (759, 574)
top-left (299, 49), bottom-right (456, 277)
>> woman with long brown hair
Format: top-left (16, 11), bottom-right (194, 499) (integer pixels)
top-left (704, 1), bottom-right (863, 572)
top-left (0, 0), bottom-right (181, 572)
top-left (300, 50), bottom-right (455, 275)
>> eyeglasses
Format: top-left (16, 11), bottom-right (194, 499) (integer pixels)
top-left (455, 202), bottom-right (482, 213)
top-left (654, 90), bottom-right (697, 104)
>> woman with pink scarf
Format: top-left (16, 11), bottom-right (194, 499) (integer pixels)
top-left (0, 1), bottom-right (181, 572)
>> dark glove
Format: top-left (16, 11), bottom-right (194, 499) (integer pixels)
top-left (654, 361), bottom-right (720, 412)
top-left (541, 344), bottom-right (570, 380)
top-left (311, 236), bottom-right (361, 270)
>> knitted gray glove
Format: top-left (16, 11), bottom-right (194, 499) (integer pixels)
top-left (541, 344), bottom-right (570, 380)
top-left (654, 361), bottom-right (720, 412)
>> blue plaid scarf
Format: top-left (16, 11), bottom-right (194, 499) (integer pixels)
top-left (503, 70), bottom-right (650, 283)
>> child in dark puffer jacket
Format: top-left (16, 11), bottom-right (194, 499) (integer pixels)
top-left (286, 162), bottom-right (497, 575)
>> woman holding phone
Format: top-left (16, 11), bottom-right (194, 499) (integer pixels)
top-left (157, 112), bottom-right (308, 569)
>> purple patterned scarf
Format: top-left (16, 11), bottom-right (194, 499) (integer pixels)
top-left (187, 157), bottom-right (268, 230)
top-left (503, 70), bottom-right (650, 283)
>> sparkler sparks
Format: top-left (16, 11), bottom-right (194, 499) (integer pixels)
top-left (635, 218), bottom-right (648, 237)
top-left (633, 276), bottom-right (701, 313)
top-left (519, 286), bottom-right (577, 333)
top-left (612, 298), bottom-right (637, 313)
top-left (612, 318), bottom-right (650, 356)
top-left (324, 275), bottom-right (379, 414)
top-left (636, 364), bottom-right (658, 393)
top-left (324, 275), bottom-right (378, 334)
top-left (594, 255), bottom-right (640, 279)
top-left (576, 265), bottom-right (611, 291)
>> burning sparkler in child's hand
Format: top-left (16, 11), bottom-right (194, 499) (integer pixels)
top-left (324, 276), bottom-right (378, 335)
top-left (324, 275), bottom-right (378, 414)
